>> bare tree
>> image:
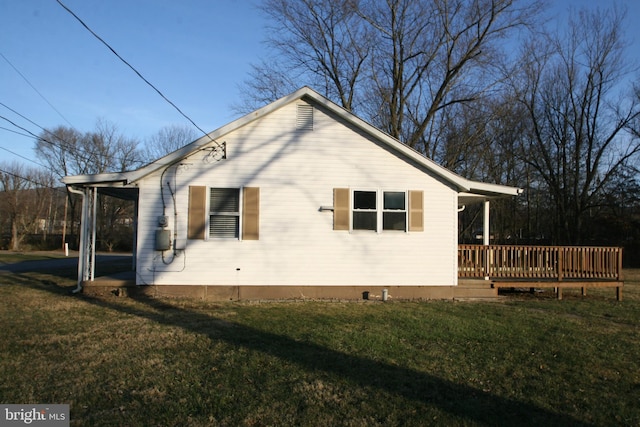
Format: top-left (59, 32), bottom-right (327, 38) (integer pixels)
top-left (359, 0), bottom-right (540, 150)
top-left (0, 162), bottom-right (53, 250)
top-left (235, 0), bottom-right (371, 114)
top-left (35, 119), bottom-right (142, 177)
top-left (514, 6), bottom-right (640, 244)
top-left (141, 124), bottom-right (199, 163)
top-left (239, 0), bottom-right (544, 161)
top-left (35, 120), bottom-right (142, 250)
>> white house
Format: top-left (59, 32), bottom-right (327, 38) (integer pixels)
top-left (63, 87), bottom-right (520, 300)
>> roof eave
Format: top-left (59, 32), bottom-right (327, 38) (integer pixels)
top-left (59, 87), bottom-right (524, 196)
top-left (459, 183), bottom-right (523, 201)
top-left (62, 172), bottom-right (131, 187)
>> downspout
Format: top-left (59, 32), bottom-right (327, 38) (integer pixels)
top-left (67, 185), bottom-right (86, 293)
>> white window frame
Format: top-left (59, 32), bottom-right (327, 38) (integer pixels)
top-left (382, 190), bottom-right (408, 232)
top-left (350, 189), bottom-right (408, 233)
top-left (206, 187), bottom-right (242, 240)
top-left (352, 189), bottom-right (378, 232)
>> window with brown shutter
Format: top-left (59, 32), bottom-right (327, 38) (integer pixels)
top-left (333, 188), bottom-right (349, 230)
top-left (332, 189), bottom-right (424, 233)
top-left (188, 186), bottom-right (260, 240)
top-left (242, 187), bottom-right (260, 240)
top-left (187, 186), bottom-right (206, 239)
top-left (408, 190), bottom-right (424, 232)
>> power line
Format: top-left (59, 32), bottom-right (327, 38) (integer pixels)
top-left (0, 112), bottom-right (99, 170)
top-left (0, 105), bottom-right (141, 172)
top-left (0, 51), bottom-right (75, 128)
top-left (0, 113), bottom-right (46, 141)
top-left (0, 101), bottom-right (49, 134)
top-left (56, 0), bottom-right (223, 150)
top-left (0, 126), bottom-right (34, 139)
top-left (0, 144), bottom-right (49, 169)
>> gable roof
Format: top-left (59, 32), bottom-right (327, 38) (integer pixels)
top-left (63, 86), bottom-right (521, 198)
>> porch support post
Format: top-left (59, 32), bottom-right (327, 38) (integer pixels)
top-left (483, 199), bottom-right (490, 246)
top-left (77, 187), bottom-right (97, 286)
top-left (483, 199), bottom-right (490, 279)
top-left (89, 186), bottom-right (97, 281)
top-left (75, 187), bottom-right (93, 287)
top-left (76, 188), bottom-right (88, 288)
top-left (132, 197), bottom-right (138, 271)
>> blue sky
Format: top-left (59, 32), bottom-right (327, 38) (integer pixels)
top-left (1, 0), bottom-right (266, 167)
top-left (1, 0), bottom-right (639, 170)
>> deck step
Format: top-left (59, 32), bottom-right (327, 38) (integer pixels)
top-left (454, 280), bottom-right (498, 299)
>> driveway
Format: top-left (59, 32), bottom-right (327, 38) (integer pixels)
top-left (0, 252), bottom-right (132, 274)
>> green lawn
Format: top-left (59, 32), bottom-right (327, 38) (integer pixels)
top-left (0, 253), bottom-right (638, 426)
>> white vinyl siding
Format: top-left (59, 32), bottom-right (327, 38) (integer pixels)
top-left (136, 100), bottom-right (457, 287)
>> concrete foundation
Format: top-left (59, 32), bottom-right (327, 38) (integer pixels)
top-left (81, 278), bottom-right (499, 301)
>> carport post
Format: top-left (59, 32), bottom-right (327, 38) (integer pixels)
top-left (69, 186), bottom-right (97, 291)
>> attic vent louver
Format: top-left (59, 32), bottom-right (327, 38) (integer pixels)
top-left (296, 104), bottom-right (314, 131)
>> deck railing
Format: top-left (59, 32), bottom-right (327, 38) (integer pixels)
top-left (458, 245), bottom-right (623, 281)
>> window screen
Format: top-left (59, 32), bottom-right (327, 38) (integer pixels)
top-left (209, 188), bottom-right (240, 238)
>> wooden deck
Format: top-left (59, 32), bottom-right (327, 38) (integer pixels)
top-left (458, 245), bottom-right (623, 300)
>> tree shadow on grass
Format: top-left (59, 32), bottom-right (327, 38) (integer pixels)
top-left (24, 278), bottom-right (594, 427)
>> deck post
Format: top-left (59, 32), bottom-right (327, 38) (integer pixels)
top-left (557, 287), bottom-right (563, 300)
top-left (557, 248), bottom-right (563, 282)
top-left (616, 286), bottom-right (622, 302)
top-left (617, 248), bottom-right (623, 282)
top-left (581, 287), bottom-right (586, 296)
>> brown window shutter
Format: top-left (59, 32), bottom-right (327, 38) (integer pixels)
top-left (188, 186), bottom-right (206, 239)
top-left (242, 187), bottom-right (260, 240)
top-left (333, 188), bottom-right (349, 230)
top-left (408, 190), bottom-right (424, 232)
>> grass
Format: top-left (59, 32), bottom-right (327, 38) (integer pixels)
top-left (0, 253), bottom-right (638, 426)
top-left (0, 250), bottom-right (68, 264)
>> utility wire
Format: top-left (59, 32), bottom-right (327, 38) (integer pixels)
top-left (0, 144), bottom-right (49, 169)
top-left (0, 101), bottom-right (49, 134)
top-left (0, 51), bottom-right (75, 128)
top-left (0, 114), bottom-right (47, 141)
top-left (0, 113), bottom-right (97, 168)
top-left (0, 126), bottom-right (34, 139)
top-left (0, 104), bottom-right (141, 171)
top-left (56, 0), bottom-right (222, 149)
